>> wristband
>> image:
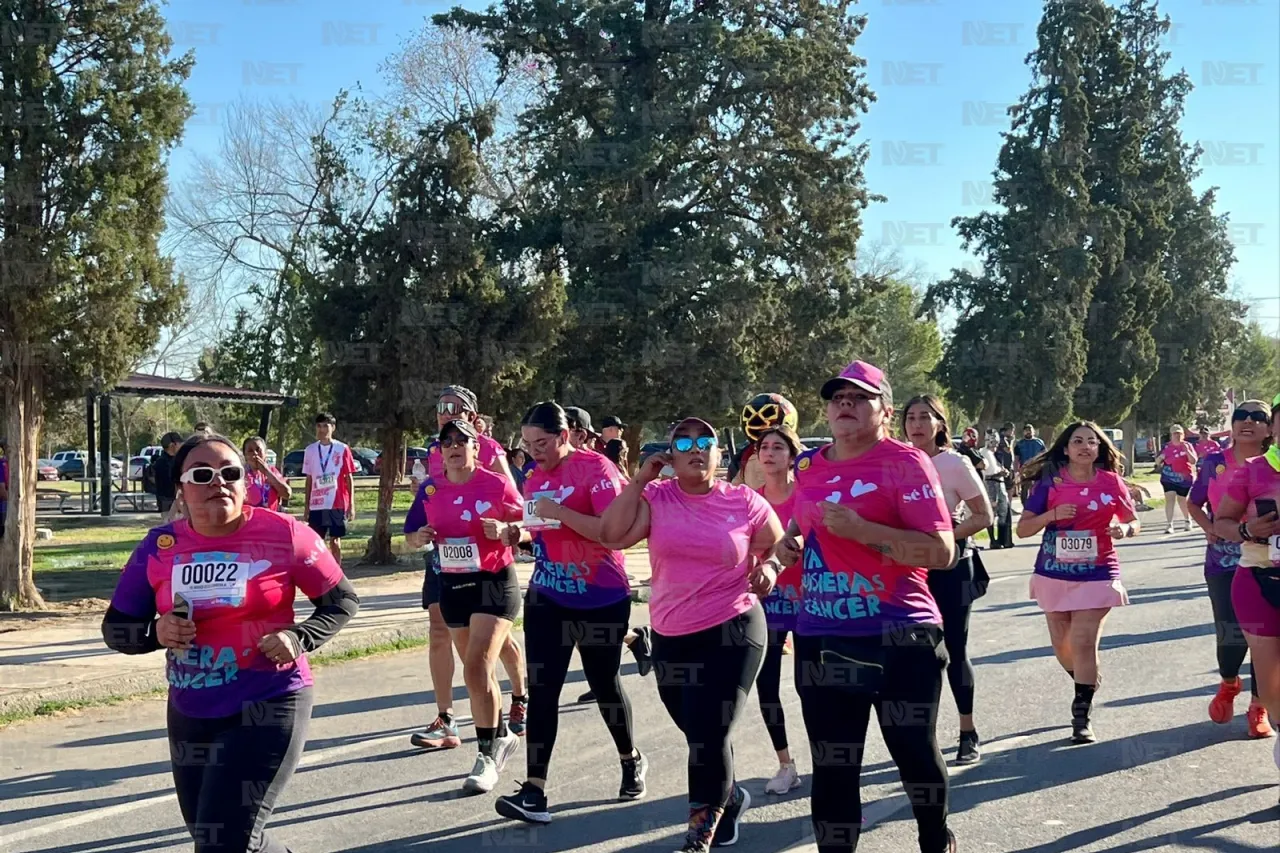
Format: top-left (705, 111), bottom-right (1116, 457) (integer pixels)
top-left (1239, 522), bottom-right (1256, 544)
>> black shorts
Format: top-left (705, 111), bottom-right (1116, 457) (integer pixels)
top-left (438, 564), bottom-right (521, 628)
top-left (422, 553), bottom-right (442, 610)
top-left (307, 509), bottom-right (348, 539)
top-left (1160, 479), bottom-right (1191, 498)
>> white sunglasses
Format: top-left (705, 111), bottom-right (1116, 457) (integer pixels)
top-left (179, 465), bottom-right (244, 485)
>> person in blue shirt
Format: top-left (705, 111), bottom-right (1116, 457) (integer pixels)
top-left (1013, 424), bottom-right (1048, 507)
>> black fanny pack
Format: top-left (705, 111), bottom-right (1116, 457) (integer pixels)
top-left (1252, 566), bottom-right (1280, 608)
top-left (816, 627), bottom-right (941, 698)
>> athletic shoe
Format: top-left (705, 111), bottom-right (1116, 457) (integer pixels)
top-left (1209, 677), bottom-right (1243, 724)
top-left (629, 626), bottom-right (654, 676)
top-left (674, 805), bottom-right (716, 852)
top-left (764, 762), bottom-right (801, 794)
top-left (508, 698), bottom-right (527, 736)
top-left (493, 731), bottom-right (522, 772)
top-left (1185, 519), bottom-right (1194, 532)
top-left (1071, 718), bottom-right (1096, 744)
top-left (956, 730), bottom-right (981, 765)
top-left (463, 753), bottom-right (500, 794)
top-left (1165, 525), bottom-right (1174, 535)
top-left (496, 782), bottom-right (551, 824)
top-left (578, 690), bottom-right (596, 703)
top-left (410, 715), bottom-right (461, 750)
top-left (711, 785), bottom-right (751, 847)
top-left (619, 750), bottom-right (648, 800)
top-left (1247, 698), bottom-right (1274, 739)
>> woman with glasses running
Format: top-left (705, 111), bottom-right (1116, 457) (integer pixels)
top-left (600, 417), bottom-right (782, 852)
top-left (1016, 422), bottom-right (1139, 744)
top-left (102, 433), bottom-right (359, 853)
top-left (777, 360), bottom-right (958, 853)
top-left (1189, 401), bottom-right (1274, 739)
top-left (903, 395), bottom-right (993, 765)
top-left (1211, 404), bottom-right (1280, 796)
top-left (406, 419), bottom-right (526, 793)
top-left (495, 402), bottom-right (646, 826)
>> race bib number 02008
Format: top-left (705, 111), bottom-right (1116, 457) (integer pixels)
top-left (523, 491), bottom-right (561, 530)
top-left (438, 539), bottom-right (481, 573)
top-left (1056, 533), bottom-right (1098, 564)
top-left (171, 556), bottom-right (250, 607)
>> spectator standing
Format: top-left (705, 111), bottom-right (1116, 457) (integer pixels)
top-left (150, 432), bottom-right (184, 520)
top-left (1014, 424), bottom-right (1047, 506)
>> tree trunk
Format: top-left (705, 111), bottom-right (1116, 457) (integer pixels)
top-left (365, 425), bottom-right (404, 565)
top-left (622, 423), bottom-right (643, 477)
top-left (1121, 414), bottom-right (1137, 477)
top-left (978, 397), bottom-right (999, 432)
top-left (1, 375), bottom-right (48, 610)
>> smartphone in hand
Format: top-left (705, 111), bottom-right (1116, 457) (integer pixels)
top-left (1255, 498), bottom-right (1278, 520)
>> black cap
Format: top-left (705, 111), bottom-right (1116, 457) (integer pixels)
top-left (600, 415), bottom-right (626, 429)
top-left (440, 385), bottom-right (479, 412)
top-left (564, 406), bottom-right (594, 434)
top-left (439, 419), bottom-right (479, 442)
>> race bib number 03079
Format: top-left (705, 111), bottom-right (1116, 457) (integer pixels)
top-left (1056, 533), bottom-right (1098, 564)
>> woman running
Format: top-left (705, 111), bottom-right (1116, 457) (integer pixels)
top-left (777, 360), bottom-right (958, 853)
top-left (753, 425), bottom-right (805, 794)
top-left (102, 433), bottom-right (359, 853)
top-left (1156, 423), bottom-right (1197, 534)
top-left (495, 402), bottom-right (645, 825)
top-left (1016, 422), bottom-right (1139, 744)
top-left (1211, 406), bottom-right (1280, 795)
top-left (600, 417), bottom-right (782, 852)
top-left (242, 436), bottom-right (291, 511)
top-left (1188, 401), bottom-right (1273, 738)
top-left (904, 396), bottom-right (993, 765)
top-left (406, 419), bottom-right (527, 792)
top-left (411, 384), bottom-right (528, 749)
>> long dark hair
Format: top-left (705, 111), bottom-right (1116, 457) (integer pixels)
top-left (901, 395), bottom-right (950, 448)
top-left (1020, 421), bottom-right (1123, 482)
top-left (521, 401), bottom-right (569, 435)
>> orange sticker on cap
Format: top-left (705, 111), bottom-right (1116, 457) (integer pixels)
top-left (156, 534), bottom-right (175, 549)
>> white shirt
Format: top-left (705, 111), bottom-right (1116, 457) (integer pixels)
top-left (302, 439), bottom-right (350, 511)
top-left (979, 448), bottom-right (1005, 480)
top-left (928, 449), bottom-right (985, 515)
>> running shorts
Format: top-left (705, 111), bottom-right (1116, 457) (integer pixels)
top-left (439, 564), bottom-right (521, 628)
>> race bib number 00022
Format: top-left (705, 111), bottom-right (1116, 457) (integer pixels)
top-left (171, 556), bottom-right (250, 607)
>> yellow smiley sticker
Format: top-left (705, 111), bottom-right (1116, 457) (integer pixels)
top-left (425, 485), bottom-right (437, 497)
top-left (1053, 476), bottom-right (1063, 485)
top-left (798, 457), bottom-right (811, 471)
top-left (1216, 464), bottom-right (1226, 476)
top-left (156, 534), bottom-right (175, 549)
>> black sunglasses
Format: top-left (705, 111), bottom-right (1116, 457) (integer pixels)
top-left (1232, 409), bottom-right (1270, 424)
top-left (440, 435), bottom-right (473, 448)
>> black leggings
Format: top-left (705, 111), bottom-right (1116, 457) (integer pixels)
top-left (653, 605), bottom-right (766, 809)
top-left (522, 591), bottom-right (635, 781)
top-left (168, 688), bottom-right (312, 853)
top-left (757, 627), bottom-right (792, 752)
top-left (1206, 571), bottom-right (1255, 695)
top-left (796, 630), bottom-right (950, 853)
top-left (927, 555), bottom-right (977, 717)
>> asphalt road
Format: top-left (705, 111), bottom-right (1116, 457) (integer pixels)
top-left (3, 526), bottom-right (1279, 853)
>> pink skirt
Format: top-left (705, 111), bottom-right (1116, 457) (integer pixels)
top-left (1030, 574), bottom-right (1129, 613)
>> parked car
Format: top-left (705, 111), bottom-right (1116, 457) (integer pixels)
top-left (281, 450), bottom-right (306, 477)
top-left (37, 459), bottom-right (60, 481)
top-left (351, 447), bottom-right (379, 476)
top-left (51, 450), bottom-right (86, 464)
top-left (58, 457), bottom-right (123, 480)
top-left (801, 437), bottom-right (832, 452)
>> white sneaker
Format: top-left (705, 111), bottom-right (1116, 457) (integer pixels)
top-left (764, 762), bottom-right (801, 794)
top-left (1185, 519), bottom-right (1193, 532)
top-left (1165, 525), bottom-right (1174, 535)
top-left (464, 753), bottom-right (500, 794)
top-left (494, 731), bottom-right (521, 773)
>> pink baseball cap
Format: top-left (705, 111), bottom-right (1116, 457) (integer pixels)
top-left (668, 417), bottom-right (717, 438)
top-left (821, 360), bottom-right (889, 400)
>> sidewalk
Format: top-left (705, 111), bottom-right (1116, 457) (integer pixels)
top-left (0, 550), bottom-right (653, 718)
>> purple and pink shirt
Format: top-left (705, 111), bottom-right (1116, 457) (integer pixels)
top-left (1160, 441), bottom-right (1196, 486)
top-left (1024, 468), bottom-right (1137, 582)
top-left (108, 508), bottom-right (345, 719)
top-left (404, 468), bottom-right (523, 573)
top-left (643, 479), bottom-right (777, 636)
top-left (525, 449), bottom-right (631, 608)
top-left (244, 466), bottom-right (285, 511)
top-left (1224, 455), bottom-right (1280, 569)
top-left (1189, 449), bottom-right (1250, 576)
top-left (758, 486), bottom-right (800, 633)
top-left (792, 438), bottom-right (951, 638)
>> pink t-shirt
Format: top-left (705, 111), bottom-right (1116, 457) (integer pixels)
top-left (1161, 441), bottom-right (1196, 483)
top-left (108, 508), bottom-right (345, 718)
top-left (302, 441), bottom-right (358, 512)
top-left (1024, 468), bottom-right (1137, 581)
top-left (792, 438), bottom-right (952, 637)
top-left (643, 479), bottom-right (777, 636)
top-left (244, 466), bottom-right (284, 511)
top-left (525, 449), bottom-right (631, 608)
top-left (407, 468), bottom-right (523, 572)
top-left (1224, 455), bottom-right (1280, 568)
top-left (428, 433), bottom-right (506, 480)
top-left (759, 486), bottom-right (801, 631)
top-left (1195, 439), bottom-right (1221, 465)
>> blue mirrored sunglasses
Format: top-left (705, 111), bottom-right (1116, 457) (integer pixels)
top-left (672, 435), bottom-right (717, 453)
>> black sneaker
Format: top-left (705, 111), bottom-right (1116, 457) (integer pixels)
top-left (495, 782), bottom-right (551, 824)
top-left (629, 626), bottom-right (654, 676)
top-left (1071, 718), bottom-right (1096, 744)
top-left (711, 785), bottom-right (751, 847)
top-left (578, 690), bottom-right (596, 703)
top-left (619, 751), bottom-right (648, 800)
top-left (956, 730), bottom-right (981, 765)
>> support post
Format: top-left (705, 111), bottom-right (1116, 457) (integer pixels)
top-left (99, 395), bottom-right (112, 517)
top-left (85, 394), bottom-right (96, 480)
top-left (258, 406), bottom-right (272, 440)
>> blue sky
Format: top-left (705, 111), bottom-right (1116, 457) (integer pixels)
top-left (161, 0), bottom-right (1280, 335)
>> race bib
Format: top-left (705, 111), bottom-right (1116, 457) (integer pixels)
top-left (310, 473), bottom-right (337, 510)
top-left (1268, 535), bottom-right (1280, 565)
top-left (438, 538), bottom-right (481, 573)
top-left (523, 491), bottom-right (561, 530)
top-left (171, 554), bottom-right (250, 607)
top-left (1056, 533), bottom-right (1098, 564)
